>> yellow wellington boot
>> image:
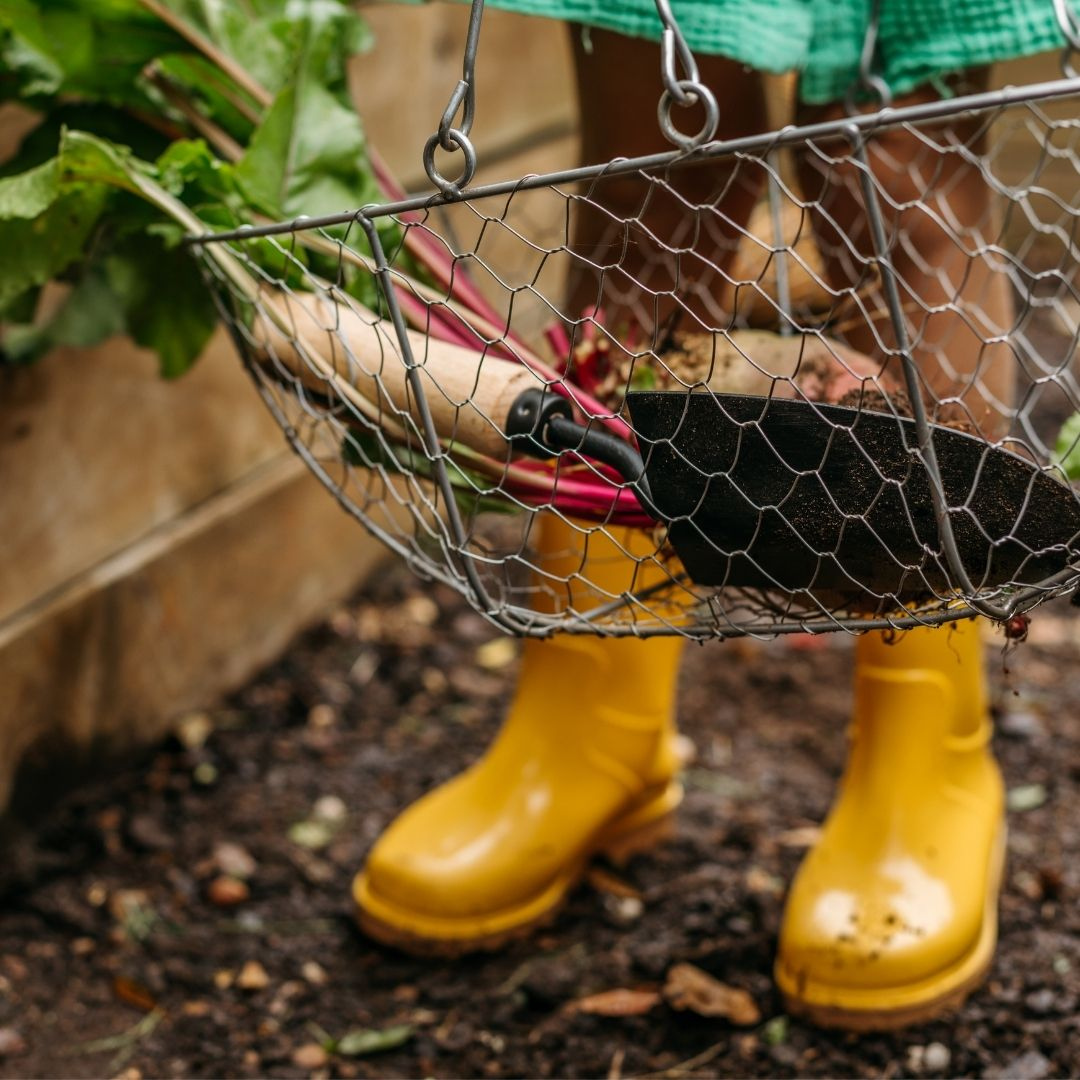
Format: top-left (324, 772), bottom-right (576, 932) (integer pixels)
top-left (775, 619), bottom-right (1005, 1031)
top-left (353, 516), bottom-right (686, 953)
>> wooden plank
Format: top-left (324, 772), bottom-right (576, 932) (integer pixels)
top-left (0, 331), bottom-right (285, 623)
top-left (0, 455), bottom-right (383, 808)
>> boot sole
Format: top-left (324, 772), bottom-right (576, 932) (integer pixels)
top-left (775, 825), bottom-right (1006, 1032)
top-left (354, 783), bottom-right (680, 957)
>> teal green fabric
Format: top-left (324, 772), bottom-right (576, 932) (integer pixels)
top-left (484, 0), bottom-right (1067, 103)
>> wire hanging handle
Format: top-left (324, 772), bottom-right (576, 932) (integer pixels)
top-left (843, 0), bottom-right (892, 113)
top-left (1054, 0), bottom-right (1080, 75)
top-left (424, 0), bottom-right (484, 195)
top-left (654, 0), bottom-right (719, 150)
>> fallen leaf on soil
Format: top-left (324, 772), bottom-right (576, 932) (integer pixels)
top-left (761, 1015), bottom-right (789, 1045)
top-left (776, 825), bottom-right (823, 848)
top-left (586, 867), bottom-right (641, 900)
top-left (207, 876), bottom-right (249, 907)
top-left (237, 961), bottom-right (270, 991)
top-left (662, 963), bottom-right (761, 1025)
top-left (336, 1024), bottom-right (414, 1056)
top-left (112, 976), bottom-right (157, 1012)
top-left (567, 988), bottom-right (661, 1017)
top-left (1007, 784), bottom-right (1048, 812)
top-left (292, 1043), bottom-right (329, 1069)
top-left (288, 820), bottom-right (336, 850)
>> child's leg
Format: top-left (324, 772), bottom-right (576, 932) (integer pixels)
top-left (776, 84), bottom-right (1008, 1029)
top-left (567, 27), bottom-right (768, 325)
top-left (795, 78), bottom-right (1015, 437)
top-left (354, 35), bottom-right (766, 954)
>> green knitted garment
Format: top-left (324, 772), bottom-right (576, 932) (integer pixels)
top-left (484, 0), bottom-right (1066, 103)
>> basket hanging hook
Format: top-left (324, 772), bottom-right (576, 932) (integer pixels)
top-left (423, 0), bottom-right (485, 195)
top-left (653, 0), bottom-right (719, 151)
top-left (1054, 0), bottom-right (1080, 75)
top-left (843, 0), bottom-right (892, 113)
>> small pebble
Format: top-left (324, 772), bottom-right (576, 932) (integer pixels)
top-left (999, 710), bottom-right (1045, 740)
top-left (207, 876), bottom-right (250, 907)
top-left (193, 762), bottom-right (218, 786)
top-left (1025, 987), bottom-right (1058, 1015)
top-left (307, 704), bottom-right (338, 729)
top-left (985, 1050), bottom-right (1053, 1080)
top-left (301, 961), bottom-right (328, 986)
top-left (924, 1042), bottom-right (951, 1072)
top-left (475, 638), bottom-right (517, 670)
top-left (237, 961), bottom-right (270, 991)
top-left (213, 842), bottom-right (257, 880)
top-left (176, 712), bottom-right (213, 750)
top-left (312, 795), bottom-right (347, 824)
top-left (603, 894), bottom-right (644, 926)
top-left (292, 1043), bottom-right (329, 1069)
top-left (0, 1028), bottom-right (26, 1058)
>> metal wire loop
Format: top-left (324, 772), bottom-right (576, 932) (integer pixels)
top-left (658, 81), bottom-right (720, 150)
top-left (653, 0), bottom-right (719, 148)
top-left (423, 128), bottom-right (478, 196)
top-left (425, 0), bottom-right (485, 191)
top-left (843, 0), bottom-right (893, 113)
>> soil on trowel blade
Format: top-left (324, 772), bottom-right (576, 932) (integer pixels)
top-left (0, 566), bottom-right (1077, 1079)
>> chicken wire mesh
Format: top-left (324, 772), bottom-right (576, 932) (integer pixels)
top-left (189, 7), bottom-right (1080, 640)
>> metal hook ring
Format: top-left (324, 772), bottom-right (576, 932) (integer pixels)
top-left (842, 72), bottom-right (893, 116)
top-left (423, 129), bottom-right (478, 196)
top-left (1055, 0), bottom-right (1080, 49)
top-left (657, 80), bottom-right (719, 151)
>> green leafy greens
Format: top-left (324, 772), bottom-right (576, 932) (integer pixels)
top-left (0, 0), bottom-right (384, 373)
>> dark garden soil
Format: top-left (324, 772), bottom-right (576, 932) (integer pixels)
top-left (1, 567), bottom-right (1078, 1079)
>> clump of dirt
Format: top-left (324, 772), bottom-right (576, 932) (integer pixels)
top-left (834, 384), bottom-right (915, 417)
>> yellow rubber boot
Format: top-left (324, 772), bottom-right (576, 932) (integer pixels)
top-left (353, 517), bottom-right (686, 953)
top-left (775, 619), bottom-right (1005, 1030)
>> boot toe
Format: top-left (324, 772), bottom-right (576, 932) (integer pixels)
top-left (779, 851), bottom-right (985, 994)
top-left (356, 777), bottom-right (582, 933)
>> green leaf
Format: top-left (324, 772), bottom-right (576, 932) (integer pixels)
top-left (0, 180), bottom-right (109, 307)
top-left (1, 269), bottom-right (125, 365)
top-left (761, 1015), bottom-right (789, 1046)
top-left (1053, 412), bottom-right (1080, 481)
top-left (1, 1), bottom-right (183, 106)
top-left (58, 128), bottom-right (144, 194)
top-left (236, 80), bottom-right (379, 221)
top-left (336, 1025), bottom-right (414, 1057)
top-left (104, 235), bottom-right (218, 377)
top-left (0, 158), bottom-right (59, 219)
top-left (1007, 783), bottom-right (1048, 813)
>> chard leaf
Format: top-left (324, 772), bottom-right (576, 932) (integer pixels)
top-left (0, 1), bottom-right (182, 106)
top-left (236, 79), bottom-right (379, 221)
top-left (0, 157), bottom-right (58, 219)
top-left (164, 0), bottom-right (292, 96)
top-left (0, 179), bottom-right (109, 307)
top-left (105, 235), bottom-right (218, 377)
top-left (1, 268), bottom-right (125, 365)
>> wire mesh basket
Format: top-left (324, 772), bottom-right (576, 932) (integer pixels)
top-left (190, 0), bottom-right (1080, 639)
